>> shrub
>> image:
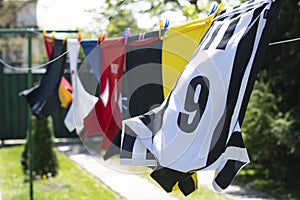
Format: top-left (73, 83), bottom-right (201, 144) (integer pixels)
top-left (21, 116), bottom-right (58, 179)
top-left (242, 71), bottom-right (299, 185)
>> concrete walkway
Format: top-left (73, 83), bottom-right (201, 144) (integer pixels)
top-left (56, 139), bottom-right (178, 200)
top-left (56, 138), bottom-right (278, 200)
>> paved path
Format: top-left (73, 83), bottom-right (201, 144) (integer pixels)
top-left (56, 139), bottom-right (178, 200)
top-left (56, 138), bottom-right (278, 200)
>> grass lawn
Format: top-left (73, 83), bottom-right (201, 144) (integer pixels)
top-left (0, 144), bottom-right (122, 200)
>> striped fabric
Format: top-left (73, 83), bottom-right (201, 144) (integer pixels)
top-left (125, 34), bottom-right (164, 118)
top-left (119, 0), bottom-right (281, 192)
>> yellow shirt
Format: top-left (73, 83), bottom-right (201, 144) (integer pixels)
top-left (162, 3), bottom-right (225, 98)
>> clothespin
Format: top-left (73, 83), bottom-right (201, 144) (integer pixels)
top-left (122, 27), bottom-right (130, 44)
top-left (161, 19), bottom-right (169, 38)
top-left (63, 34), bottom-right (68, 43)
top-left (208, 4), bottom-right (218, 16)
top-left (43, 29), bottom-right (47, 36)
top-left (122, 27), bottom-right (130, 37)
top-left (77, 33), bottom-right (82, 42)
top-left (139, 33), bottom-right (145, 41)
top-left (51, 31), bottom-right (55, 39)
top-left (159, 19), bottom-right (164, 39)
top-left (97, 33), bottom-right (106, 45)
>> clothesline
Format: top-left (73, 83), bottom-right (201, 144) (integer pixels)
top-left (268, 37), bottom-right (300, 46)
top-left (88, 0), bottom-right (129, 33)
top-left (0, 0), bottom-right (297, 71)
top-left (0, 50), bottom-right (70, 71)
top-left (0, 35), bottom-right (299, 71)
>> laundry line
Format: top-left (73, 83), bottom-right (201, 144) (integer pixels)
top-left (1, 35), bottom-right (299, 71)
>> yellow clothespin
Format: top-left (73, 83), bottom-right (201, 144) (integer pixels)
top-left (51, 31), bottom-right (55, 39)
top-left (63, 34), bottom-right (69, 43)
top-left (43, 29), bottom-right (47, 36)
top-left (159, 19), bottom-right (163, 39)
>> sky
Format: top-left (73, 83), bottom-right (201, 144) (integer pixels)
top-left (36, 0), bottom-right (165, 32)
top-left (36, 0), bottom-right (187, 32)
top-left (37, 0), bottom-right (104, 31)
top-left (36, 0), bottom-right (241, 32)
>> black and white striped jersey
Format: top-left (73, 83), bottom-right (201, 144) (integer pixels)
top-left (119, 0), bottom-right (281, 191)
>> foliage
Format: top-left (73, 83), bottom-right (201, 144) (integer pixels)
top-left (85, 0), bottom-right (144, 37)
top-left (241, 71), bottom-right (300, 199)
top-left (0, 145), bottom-right (121, 200)
top-left (84, 0), bottom-right (223, 37)
top-left (137, 0), bottom-right (223, 19)
top-left (262, 0), bottom-right (300, 117)
top-left (234, 0), bottom-right (300, 197)
top-left (243, 71), bottom-right (295, 174)
top-left (243, 0), bottom-right (300, 190)
top-left (105, 9), bottom-right (143, 37)
top-left (21, 116), bottom-right (58, 178)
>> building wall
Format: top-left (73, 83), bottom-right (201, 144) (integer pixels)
top-left (16, 0), bottom-right (37, 28)
top-left (0, 0), bottom-right (37, 28)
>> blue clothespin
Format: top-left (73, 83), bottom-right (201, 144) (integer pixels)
top-left (122, 27), bottom-right (130, 37)
top-left (208, 4), bottom-right (218, 16)
top-left (122, 27), bottom-right (130, 44)
top-left (161, 19), bottom-right (170, 38)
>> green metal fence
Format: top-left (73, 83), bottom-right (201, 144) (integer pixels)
top-left (0, 66), bottom-right (77, 140)
top-left (0, 29), bottom-right (79, 141)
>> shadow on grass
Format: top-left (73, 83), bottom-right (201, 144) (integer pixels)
top-left (0, 142), bottom-right (23, 149)
top-left (237, 169), bottom-right (300, 200)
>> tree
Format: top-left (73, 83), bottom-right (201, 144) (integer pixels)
top-left (242, 71), bottom-right (298, 183)
top-left (85, 0), bottom-right (221, 37)
top-left (85, 0), bottom-right (145, 37)
top-left (263, 0), bottom-right (300, 117)
top-left (21, 116), bottom-right (58, 179)
top-left (105, 9), bottom-right (143, 37)
top-left (257, 0), bottom-right (300, 186)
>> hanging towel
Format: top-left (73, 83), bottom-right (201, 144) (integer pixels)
top-left (64, 39), bottom-right (98, 132)
top-left (80, 40), bottom-right (101, 82)
top-left (83, 37), bottom-right (125, 150)
top-left (43, 33), bottom-right (73, 109)
top-left (162, 3), bottom-right (225, 97)
top-left (125, 33), bottom-right (164, 118)
top-left (19, 39), bottom-right (67, 119)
